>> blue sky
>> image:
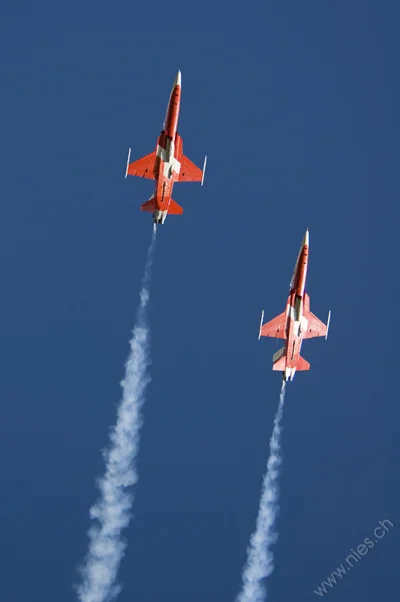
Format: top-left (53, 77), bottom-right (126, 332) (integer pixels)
top-left (0, 1), bottom-right (397, 601)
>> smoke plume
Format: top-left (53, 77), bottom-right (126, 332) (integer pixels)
top-left (236, 382), bottom-right (287, 602)
top-left (77, 230), bottom-right (157, 602)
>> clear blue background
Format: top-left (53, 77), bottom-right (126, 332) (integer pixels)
top-left (0, 1), bottom-right (397, 601)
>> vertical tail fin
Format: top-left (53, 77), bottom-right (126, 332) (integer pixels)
top-left (272, 347), bottom-right (286, 371)
top-left (140, 198), bottom-right (156, 212)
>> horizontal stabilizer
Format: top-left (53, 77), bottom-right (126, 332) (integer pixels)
top-left (272, 349), bottom-right (310, 372)
top-left (297, 356), bottom-right (310, 371)
top-left (141, 199), bottom-right (156, 212)
top-left (167, 199), bottom-right (183, 215)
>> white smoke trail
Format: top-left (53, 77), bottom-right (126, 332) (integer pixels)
top-left (76, 230), bottom-right (157, 602)
top-left (236, 381), bottom-right (287, 602)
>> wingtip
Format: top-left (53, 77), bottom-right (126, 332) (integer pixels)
top-left (201, 155), bottom-right (207, 186)
top-left (258, 309), bottom-right (264, 340)
top-left (325, 310), bottom-right (331, 340)
top-left (125, 147), bottom-right (131, 178)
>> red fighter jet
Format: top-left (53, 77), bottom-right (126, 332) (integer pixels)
top-left (258, 229), bottom-right (331, 381)
top-left (125, 70), bottom-right (207, 225)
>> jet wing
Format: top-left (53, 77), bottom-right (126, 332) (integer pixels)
top-left (303, 311), bottom-right (328, 339)
top-left (178, 154), bottom-right (203, 182)
top-left (259, 311), bottom-right (287, 339)
top-left (126, 151), bottom-right (157, 179)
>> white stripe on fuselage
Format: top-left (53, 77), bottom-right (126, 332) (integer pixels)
top-left (287, 298), bottom-right (308, 336)
top-left (290, 316), bottom-right (309, 337)
top-left (287, 304), bottom-right (308, 338)
top-left (156, 143), bottom-right (181, 178)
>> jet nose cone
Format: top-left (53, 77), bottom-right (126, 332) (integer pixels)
top-left (174, 70), bottom-right (182, 87)
top-left (303, 228), bottom-right (309, 247)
